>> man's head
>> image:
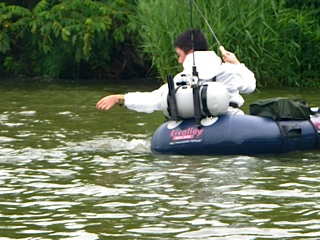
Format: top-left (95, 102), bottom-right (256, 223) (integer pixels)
top-left (174, 28), bottom-right (209, 64)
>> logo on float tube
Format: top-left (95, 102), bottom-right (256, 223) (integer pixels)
top-left (311, 119), bottom-right (320, 132)
top-left (169, 127), bottom-right (203, 144)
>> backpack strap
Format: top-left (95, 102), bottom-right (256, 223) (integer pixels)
top-left (166, 74), bottom-right (179, 121)
top-left (200, 76), bottom-right (217, 117)
top-left (200, 84), bottom-right (211, 117)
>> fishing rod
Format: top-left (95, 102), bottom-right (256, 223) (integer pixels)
top-left (189, 0), bottom-right (202, 128)
top-left (191, 0), bottom-right (226, 55)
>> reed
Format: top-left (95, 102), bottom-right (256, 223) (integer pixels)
top-left (135, 0), bottom-right (320, 87)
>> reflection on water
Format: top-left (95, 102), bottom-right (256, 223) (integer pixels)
top-left (1, 79), bottom-right (320, 239)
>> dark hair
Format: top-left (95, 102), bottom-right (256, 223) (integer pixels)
top-left (174, 28), bottom-right (209, 54)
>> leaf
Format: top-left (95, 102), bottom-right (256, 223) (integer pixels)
top-left (62, 28), bottom-right (70, 41)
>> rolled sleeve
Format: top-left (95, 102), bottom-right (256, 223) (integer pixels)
top-left (124, 84), bottom-right (167, 113)
top-left (235, 64), bottom-right (256, 94)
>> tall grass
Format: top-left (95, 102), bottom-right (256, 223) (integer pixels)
top-left (135, 0), bottom-right (320, 87)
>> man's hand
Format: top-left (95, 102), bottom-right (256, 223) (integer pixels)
top-left (96, 95), bottom-right (119, 111)
top-left (221, 50), bottom-right (240, 65)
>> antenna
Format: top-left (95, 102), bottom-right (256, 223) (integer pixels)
top-left (189, 0), bottom-right (201, 128)
top-left (189, 0), bottom-right (195, 66)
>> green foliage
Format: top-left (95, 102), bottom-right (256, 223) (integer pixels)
top-left (3, 56), bottom-right (19, 73)
top-left (29, 0), bottom-right (114, 78)
top-left (0, 3), bottom-right (31, 54)
top-left (135, 0), bottom-right (191, 81)
top-left (0, 0), bottom-right (319, 87)
top-left (135, 0), bottom-right (320, 87)
top-left (0, 0), bottom-right (138, 79)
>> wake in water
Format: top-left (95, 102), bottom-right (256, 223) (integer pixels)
top-left (65, 134), bottom-right (151, 154)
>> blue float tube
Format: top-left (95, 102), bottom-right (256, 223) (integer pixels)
top-left (151, 114), bottom-right (320, 155)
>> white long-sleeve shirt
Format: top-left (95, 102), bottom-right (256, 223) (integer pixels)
top-left (124, 51), bottom-right (256, 114)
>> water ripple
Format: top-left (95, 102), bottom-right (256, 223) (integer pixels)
top-left (2, 85), bottom-right (320, 239)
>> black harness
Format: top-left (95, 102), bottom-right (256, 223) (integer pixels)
top-left (167, 75), bottom-right (238, 120)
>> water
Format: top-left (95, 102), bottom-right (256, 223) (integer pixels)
top-left (1, 78), bottom-right (320, 239)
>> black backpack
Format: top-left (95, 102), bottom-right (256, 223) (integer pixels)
top-left (249, 97), bottom-right (310, 121)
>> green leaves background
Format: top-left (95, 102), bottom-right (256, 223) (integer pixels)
top-left (0, 0), bottom-right (319, 87)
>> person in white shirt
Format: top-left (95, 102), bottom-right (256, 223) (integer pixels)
top-left (96, 29), bottom-right (256, 115)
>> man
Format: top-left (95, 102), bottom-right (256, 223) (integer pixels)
top-left (96, 29), bottom-right (256, 115)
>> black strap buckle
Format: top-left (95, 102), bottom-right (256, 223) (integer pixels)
top-left (229, 102), bottom-right (239, 108)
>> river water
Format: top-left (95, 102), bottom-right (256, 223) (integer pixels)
top-left (1, 78), bottom-right (320, 239)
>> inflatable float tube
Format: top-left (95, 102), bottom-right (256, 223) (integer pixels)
top-left (151, 114), bottom-right (320, 155)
